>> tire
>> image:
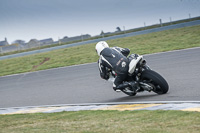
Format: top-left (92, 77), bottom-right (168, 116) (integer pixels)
top-left (141, 70), bottom-right (169, 94)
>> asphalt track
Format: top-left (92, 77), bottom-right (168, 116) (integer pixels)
top-left (0, 47), bottom-right (200, 108)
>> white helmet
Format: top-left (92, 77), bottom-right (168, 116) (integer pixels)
top-left (95, 41), bottom-right (109, 56)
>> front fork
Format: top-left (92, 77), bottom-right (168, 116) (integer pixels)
top-left (134, 64), bottom-right (153, 92)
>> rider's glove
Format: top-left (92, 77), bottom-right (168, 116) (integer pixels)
top-left (101, 73), bottom-right (109, 80)
top-left (104, 74), bottom-right (109, 80)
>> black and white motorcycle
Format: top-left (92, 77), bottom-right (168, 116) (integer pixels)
top-left (108, 54), bottom-right (169, 96)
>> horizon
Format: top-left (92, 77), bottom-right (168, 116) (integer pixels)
top-left (1, 16), bottom-right (199, 45)
top-left (0, 0), bottom-right (200, 43)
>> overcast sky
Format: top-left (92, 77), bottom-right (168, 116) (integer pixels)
top-left (0, 0), bottom-right (199, 43)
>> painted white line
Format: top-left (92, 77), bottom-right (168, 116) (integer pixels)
top-left (143, 46), bottom-right (200, 56)
top-left (0, 62), bottom-right (96, 78)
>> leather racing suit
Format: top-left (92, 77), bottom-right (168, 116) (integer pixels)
top-left (97, 47), bottom-right (130, 90)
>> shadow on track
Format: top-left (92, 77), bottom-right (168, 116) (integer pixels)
top-left (103, 93), bottom-right (160, 103)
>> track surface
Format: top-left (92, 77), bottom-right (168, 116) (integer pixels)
top-left (0, 47), bottom-right (200, 108)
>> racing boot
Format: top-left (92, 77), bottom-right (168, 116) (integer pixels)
top-left (128, 81), bottom-right (139, 92)
top-left (113, 82), bottom-right (130, 92)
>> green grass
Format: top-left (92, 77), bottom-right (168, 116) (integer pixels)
top-left (0, 110), bottom-right (200, 133)
top-left (0, 25), bottom-right (200, 76)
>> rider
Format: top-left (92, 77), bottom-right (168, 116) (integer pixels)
top-left (96, 41), bottom-right (136, 92)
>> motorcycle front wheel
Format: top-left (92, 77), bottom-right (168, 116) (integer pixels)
top-left (141, 70), bottom-right (169, 94)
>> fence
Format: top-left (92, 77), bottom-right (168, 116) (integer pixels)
top-left (0, 42), bottom-right (57, 54)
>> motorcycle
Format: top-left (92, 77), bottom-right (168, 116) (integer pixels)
top-left (108, 54), bottom-right (169, 96)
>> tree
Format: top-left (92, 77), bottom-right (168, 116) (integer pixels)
top-left (100, 30), bottom-right (104, 35)
top-left (116, 27), bottom-right (121, 32)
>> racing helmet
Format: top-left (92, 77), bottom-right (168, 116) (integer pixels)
top-left (95, 41), bottom-right (109, 56)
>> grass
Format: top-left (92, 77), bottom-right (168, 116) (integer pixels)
top-left (0, 25), bottom-right (200, 76)
top-left (0, 110), bottom-right (200, 133)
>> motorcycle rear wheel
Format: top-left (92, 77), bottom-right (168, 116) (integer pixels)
top-left (141, 70), bottom-right (169, 94)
